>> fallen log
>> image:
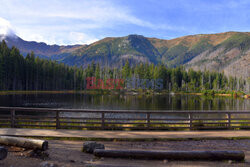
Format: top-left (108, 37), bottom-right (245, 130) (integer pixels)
top-left (94, 149), bottom-right (245, 161)
top-left (0, 136), bottom-right (48, 151)
top-left (0, 147), bottom-right (7, 160)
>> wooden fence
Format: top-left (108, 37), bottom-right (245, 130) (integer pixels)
top-left (0, 107), bottom-right (249, 130)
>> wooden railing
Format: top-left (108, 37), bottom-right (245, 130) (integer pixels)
top-left (0, 107), bottom-right (249, 130)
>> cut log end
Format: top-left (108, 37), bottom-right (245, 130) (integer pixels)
top-left (0, 147), bottom-right (7, 160)
top-left (42, 141), bottom-right (49, 151)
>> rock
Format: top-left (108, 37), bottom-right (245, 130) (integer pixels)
top-left (83, 141), bottom-right (105, 153)
top-left (69, 159), bottom-right (75, 163)
top-left (163, 159), bottom-right (168, 163)
top-left (27, 149), bottom-right (49, 160)
top-left (40, 162), bottom-right (58, 167)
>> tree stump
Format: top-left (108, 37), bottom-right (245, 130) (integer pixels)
top-left (82, 141), bottom-right (105, 153)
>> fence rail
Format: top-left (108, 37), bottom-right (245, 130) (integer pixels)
top-left (0, 107), bottom-right (249, 130)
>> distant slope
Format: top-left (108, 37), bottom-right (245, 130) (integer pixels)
top-left (62, 35), bottom-right (160, 67)
top-left (0, 34), bottom-right (82, 59)
top-left (184, 32), bottom-right (250, 78)
top-left (1, 32), bottom-right (249, 78)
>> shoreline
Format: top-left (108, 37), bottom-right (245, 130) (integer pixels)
top-left (0, 90), bottom-right (249, 98)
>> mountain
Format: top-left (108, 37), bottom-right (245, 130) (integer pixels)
top-left (62, 35), bottom-right (160, 67)
top-left (150, 32), bottom-right (250, 78)
top-left (0, 34), bottom-right (82, 59)
top-left (1, 32), bottom-right (249, 78)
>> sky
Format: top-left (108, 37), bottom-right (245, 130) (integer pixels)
top-left (0, 0), bottom-right (249, 45)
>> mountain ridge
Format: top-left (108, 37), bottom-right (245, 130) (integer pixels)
top-left (1, 31), bottom-right (249, 78)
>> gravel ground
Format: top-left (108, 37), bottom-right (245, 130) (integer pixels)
top-left (0, 139), bottom-right (250, 167)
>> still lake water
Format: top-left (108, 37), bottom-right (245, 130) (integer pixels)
top-left (0, 93), bottom-right (249, 111)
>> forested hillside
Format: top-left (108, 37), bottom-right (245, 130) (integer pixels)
top-left (0, 41), bottom-right (85, 90)
top-left (0, 40), bottom-right (248, 92)
top-left (1, 32), bottom-right (249, 79)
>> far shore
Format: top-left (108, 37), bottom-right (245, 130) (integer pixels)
top-left (0, 90), bottom-right (249, 99)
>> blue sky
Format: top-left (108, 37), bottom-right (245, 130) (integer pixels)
top-left (0, 0), bottom-right (249, 45)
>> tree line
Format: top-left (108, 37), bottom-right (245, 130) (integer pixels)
top-left (0, 40), bottom-right (248, 92)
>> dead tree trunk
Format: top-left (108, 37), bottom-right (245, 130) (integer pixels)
top-left (0, 136), bottom-right (48, 151)
top-left (94, 149), bottom-right (245, 161)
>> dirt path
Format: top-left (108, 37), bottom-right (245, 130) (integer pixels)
top-left (1, 129), bottom-right (250, 139)
top-left (1, 140), bottom-right (250, 167)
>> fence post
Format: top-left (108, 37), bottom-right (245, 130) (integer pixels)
top-left (147, 113), bottom-right (150, 130)
top-left (189, 113), bottom-right (193, 130)
top-left (56, 111), bottom-right (60, 129)
top-left (101, 113), bottom-right (105, 130)
top-left (228, 113), bottom-right (231, 129)
top-left (11, 110), bottom-right (15, 128)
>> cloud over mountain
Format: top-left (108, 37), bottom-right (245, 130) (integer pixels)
top-left (0, 17), bottom-right (16, 38)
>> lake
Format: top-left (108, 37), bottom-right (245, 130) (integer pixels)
top-left (0, 93), bottom-right (249, 111)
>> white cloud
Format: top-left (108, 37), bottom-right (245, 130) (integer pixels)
top-left (0, 17), bottom-right (16, 37)
top-left (69, 32), bottom-right (99, 45)
top-left (0, 0), bottom-right (175, 44)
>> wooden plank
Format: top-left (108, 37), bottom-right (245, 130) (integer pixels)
top-left (15, 124), bottom-right (56, 127)
top-left (60, 121), bottom-right (102, 124)
top-left (150, 118), bottom-right (190, 121)
top-left (231, 118), bottom-right (250, 120)
top-left (149, 122), bottom-right (190, 125)
top-left (0, 124), bottom-right (11, 126)
top-left (16, 115), bottom-right (56, 119)
top-left (190, 113), bottom-right (193, 130)
top-left (60, 117), bottom-right (101, 120)
top-left (59, 125), bottom-right (102, 129)
top-left (59, 125), bottom-right (190, 130)
top-left (11, 110), bottom-right (15, 128)
top-left (192, 126), bottom-right (229, 129)
top-left (192, 122), bottom-right (228, 125)
top-left (192, 118), bottom-right (228, 121)
top-left (15, 120), bottom-right (56, 123)
top-left (229, 122), bottom-right (250, 124)
top-left (230, 126), bottom-right (250, 128)
top-left (0, 115), bottom-right (11, 118)
top-left (0, 107), bottom-right (249, 114)
top-left (228, 113), bottom-right (231, 129)
top-left (0, 119), bottom-right (11, 121)
top-left (101, 113), bottom-right (105, 130)
top-left (105, 118), bottom-right (147, 121)
top-left (101, 126), bottom-right (189, 130)
top-left (56, 111), bottom-right (60, 129)
top-left (101, 122), bottom-right (190, 125)
top-left (60, 117), bottom-right (227, 121)
top-left (147, 113), bottom-right (150, 129)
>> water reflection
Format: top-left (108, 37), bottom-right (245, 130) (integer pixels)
top-left (0, 93), bottom-right (248, 111)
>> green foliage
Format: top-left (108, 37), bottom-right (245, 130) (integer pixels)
top-left (162, 44), bottom-right (188, 67)
top-left (0, 40), bottom-right (248, 93)
top-left (162, 39), bottom-right (214, 67)
top-left (58, 33), bottom-right (250, 73)
top-left (220, 33), bottom-right (250, 51)
top-left (0, 40), bottom-right (85, 90)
